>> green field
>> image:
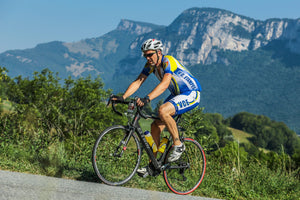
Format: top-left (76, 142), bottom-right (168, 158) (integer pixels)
top-left (228, 127), bottom-right (253, 144)
top-left (0, 100), bottom-right (13, 114)
top-left (139, 118), bottom-right (152, 131)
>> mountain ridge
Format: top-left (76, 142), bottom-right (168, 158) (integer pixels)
top-left (140, 7), bottom-right (300, 65)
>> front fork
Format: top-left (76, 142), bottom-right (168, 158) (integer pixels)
top-left (113, 128), bottom-right (134, 157)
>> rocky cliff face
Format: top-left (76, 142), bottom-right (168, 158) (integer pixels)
top-left (116, 19), bottom-right (165, 35)
top-left (130, 8), bottom-right (300, 65)
top-left (252, 19), bottom-right (300, 53)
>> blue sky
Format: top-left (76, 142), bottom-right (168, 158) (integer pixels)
top-left (1, 0), bottom-right (299, 53)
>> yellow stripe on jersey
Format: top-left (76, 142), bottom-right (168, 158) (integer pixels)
top-left (164, 55), bottom-right (178, 72)
top-left (171, 77), bottom-right (180, 95)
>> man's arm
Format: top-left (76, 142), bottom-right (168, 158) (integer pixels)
top-left (123, 73), bottom-right (148, 100)
top-left (146, 73), bottom-right (172, 101)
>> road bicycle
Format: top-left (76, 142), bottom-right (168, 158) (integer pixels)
top-left (92, 95), bottom-right (206, 195)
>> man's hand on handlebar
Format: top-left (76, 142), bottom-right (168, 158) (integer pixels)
top-left (111, 95), bottom-right (125, 103)
top-left (108, 95), bottom-right (156, 119)
top-left (110, 94), bottom-right (150, 107)
top-left (136, 96), bottom-right (150, 107)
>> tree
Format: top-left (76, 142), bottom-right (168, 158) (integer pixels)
top-left (1, 69), bottom-right (126, 142)
top-left (0, 67), bottom-right (11, 102)
top-left (229, 112), bottom-right (300, 156)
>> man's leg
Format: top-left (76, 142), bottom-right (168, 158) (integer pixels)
top-left (161, 91), bottom-right (200, 143)
top-left (158, 91), bottom-right (200, 162)
top-left (158, 102), bottom-right (186, 162)
top-left (158, 102), bottom-right (181, 146)
top-left (151, 119), bottom-right (165, 148)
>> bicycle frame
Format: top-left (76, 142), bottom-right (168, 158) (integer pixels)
top-left (108, 95), bottom-right (183, 174)
top-left (126, 108), bottom-right (182, 174)
top-left (128, 111), bottom-right (165, 172)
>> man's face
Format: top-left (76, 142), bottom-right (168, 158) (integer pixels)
top-left (143, 50), bottom-right (158, 66)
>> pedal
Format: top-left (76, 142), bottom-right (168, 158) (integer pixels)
top-left (161, 163), bottom-right (170, 171)
top-left (137, 171), bottom-right (149, 178)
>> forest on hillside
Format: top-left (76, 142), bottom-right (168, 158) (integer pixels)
top-left (0, 67), bottom-right (299, 199)
top-left (189, 45), bottom-right (300, 135)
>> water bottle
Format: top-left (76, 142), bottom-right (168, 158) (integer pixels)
top-left (158, 137), bottom-right (168, 153)
top-left (144, 131), bottom-right (157, 152)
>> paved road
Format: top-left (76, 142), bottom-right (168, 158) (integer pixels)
top-left (0, 170), bottom-right (221, 200)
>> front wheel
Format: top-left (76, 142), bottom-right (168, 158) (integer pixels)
top-left (163, 138), bottom-right (206, 195)
top-left (92, 125), bottom-right (141, 186)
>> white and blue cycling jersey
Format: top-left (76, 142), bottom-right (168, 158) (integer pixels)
top-left (141, 55), bottom-right (202, 95)
top-left (141, 55), bottom-right (202, 115)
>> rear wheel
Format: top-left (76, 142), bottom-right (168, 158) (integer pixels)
top-left (163, 138), bottom-right (206, 195)
top-left (92, 125), bottom-right (141, 185)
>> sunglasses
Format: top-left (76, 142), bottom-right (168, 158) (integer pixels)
top-left (143, 52), bottom-right (155, 58)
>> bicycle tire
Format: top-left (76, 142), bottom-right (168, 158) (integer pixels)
top-left (163, 138), bottom-right (206, 195)
top-left (92, 125), bottom-right (141, 186)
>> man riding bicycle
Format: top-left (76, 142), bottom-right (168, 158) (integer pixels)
top-left (114, 38), bottom-right (202, 177)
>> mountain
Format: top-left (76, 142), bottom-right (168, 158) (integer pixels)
top-left (125, 8), bottom-right (300, 66)
top-left (0, 7), bottom-right (299, 133)
top-left (0, 19), bottom-right (165, 82)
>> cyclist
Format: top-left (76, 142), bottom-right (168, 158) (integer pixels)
top-left (114, 38), bottom-right (202, 177)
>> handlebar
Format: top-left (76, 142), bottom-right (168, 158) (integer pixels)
top-left (106, 94), bottom-right (129, 116)
top-left (107, 94), bottom-right (159, 120)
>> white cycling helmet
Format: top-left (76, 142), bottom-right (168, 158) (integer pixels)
top-left (141, 39), bottom-right (163, 52)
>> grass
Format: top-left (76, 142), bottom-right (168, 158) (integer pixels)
top-left (228, 127), bottom-right (253, 144)
top-left (2, 144), bottom-right (299, 200)
top-left (228, 127), bottom-right (271, 153)
top-left (1, 116), bottom-right (299, 199)
top-left (139, 118), bottom-right (153, 132)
